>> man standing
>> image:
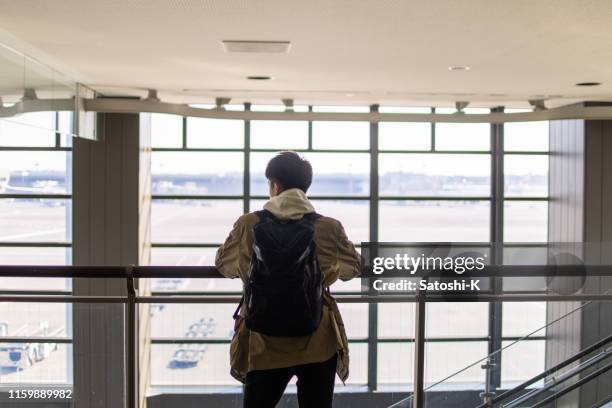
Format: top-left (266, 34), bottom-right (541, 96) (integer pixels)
top-left (216, 151), bottom-right (360, 408)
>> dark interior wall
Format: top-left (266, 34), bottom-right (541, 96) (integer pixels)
top-left (547, 116), bottom-right (612, 407)
top-left (546, 119), bottom-right (585, 373)
top-left (580, 120), bottom-right (612, 407)
top-left (547, 119), bottom-right (586, 408)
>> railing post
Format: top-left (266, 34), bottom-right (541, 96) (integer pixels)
top-left (413, 288), bottom-right (427, 408)
top-left (480, 358), bottom-right (496, 407)
top-left (125, 265), bottom-right (138, 408)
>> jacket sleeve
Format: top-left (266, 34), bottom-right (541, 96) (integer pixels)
top-left (335, 221), bottom-right (361, 281)
top-left (215, 214), bottom-right (253, 281)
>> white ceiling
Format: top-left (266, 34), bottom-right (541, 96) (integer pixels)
top-left (1, 0), bottom-right (612, 108)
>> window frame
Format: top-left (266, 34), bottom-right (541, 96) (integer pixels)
top-left (0, 112), bottom-right (73, 386)
top-left (149, 105), bottom-right (550, 390)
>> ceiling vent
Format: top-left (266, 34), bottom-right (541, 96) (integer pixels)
top-left (222, 40), bottom-right (291, 53)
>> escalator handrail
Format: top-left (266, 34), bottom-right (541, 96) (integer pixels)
top-left (476, 335), bottom-right (612, 408)
top-left (531, 360), bottom-right (612, 408)
top-left (387, 296), bottom-right (606, 408)
top-left (502, 347), bottom-right (612, 408)
top-left (591, 395), bottom-right (612, 408)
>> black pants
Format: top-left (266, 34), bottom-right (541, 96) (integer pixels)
top-left (243, 354), bottom-right (337, 408)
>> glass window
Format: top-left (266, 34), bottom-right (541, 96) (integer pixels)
top-left (504, 155), bottom-right (548, 197)
top-left (0, 343), bottom-right (72, 383)
top-left (0, 302), bottom-right (72, 382)
top-left (503, 246), bottom-right (549, 266)
top-left (150, 247), bottom-right (218, 267)
top-left (150, 248), bottom-right (242, 292)
top-left (0, 110), bottom-right (72, 386)
top-left (311, 200), bottom-right (369, 244)
top-left (0, 247), bottom-right (70, 265)
top-left (152, 152), bottom-right (243, 195)
top-left (338, 303), bottom-right (368, 338)
top-left (426, 303), bottom-right (488, 337)
top-left (151, 200), bottom-right (243, 243)
top-left (378, 343), bottom-right (414, 387)
top-left (312, 121), bottom-right (369, 150)
top-left (379, 122), bottom-right (431, 151)
top-left (0, 247), bottom-right (71, 291)
top-left (250, 197), bottom-right (367, 248)
top-left (186, 118), bottom-right (244, 148)
top-left (504, 121), bottom-right (549, 152)
top-left (504, 201), bottom-right (548, 242)
top-left (379, 200), bottom-right (490, 242)
top-left (502, 302), bottom-right (546, 337)
top-left (501, 340), bottom-right (545, 388)
top-left (435, 123), bottom-right (490, 151)
top-left (58, 111), bottom-right (73, 147)
top-left (151, 303), bottom-right (237, 340)
top-left (151, 114), bottom-right (183, 148)
top-left (425, 342), bottom-right (487, 385)
top-left (379, 154), bottom-right (490, 197)
top-left (378, 303), bottom-right (415, 339)
top-left (0, 302), bottom-right (69, 338)
top-left (0, 198), bottom-right (71, 243)
top-left (151, 344), bottom-right (237, 386)
top-left (250, 120), bottom-right (308, 149)
top-left (0, 151), bottom-right (71, 194)
top-left (145, 111), bottom-right (552, 392)
top-left (250, 152), bottom-right (369, 196)
top-left (341, 343), bottom-right (367, 385)
top-left (0, 112), bottom-right (56, 147)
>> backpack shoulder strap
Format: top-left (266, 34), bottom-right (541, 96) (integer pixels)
top-left (254, 209), bottom-right (276, 222)
top-left (233, 296), bottom-right (243, 320)
top-left (303, 212), bottom-right (322, 222)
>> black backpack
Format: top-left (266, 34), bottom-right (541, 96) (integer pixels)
top-left (235, 209), bottom-right (324, 337)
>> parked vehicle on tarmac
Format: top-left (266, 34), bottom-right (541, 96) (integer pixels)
top-left (0, 321), bottom-right (62, 370)
top-left (169, 317), bottom-right (216, 368)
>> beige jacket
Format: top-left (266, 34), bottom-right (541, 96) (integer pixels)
top-left (215, 188), bottom-right (361, 383)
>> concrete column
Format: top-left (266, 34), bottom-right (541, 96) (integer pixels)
top-left (71, 113), bottom-right (151, 408)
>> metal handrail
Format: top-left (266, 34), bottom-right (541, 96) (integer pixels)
top-left (1, 264), bottom-right (611, 408)
top-left (1, 264), bottom-right (612, 278)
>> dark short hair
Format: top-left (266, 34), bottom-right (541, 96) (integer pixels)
top-left (265, 151), bottom-right (313, 193)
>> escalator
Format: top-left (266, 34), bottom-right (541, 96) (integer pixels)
top-left (478, 335), bottom-right (612, 408)
top-left (387, 297), bottom-right (612, 408)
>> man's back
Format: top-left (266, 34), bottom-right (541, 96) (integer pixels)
top-left (215, 188), bottom-right (360, 382)
top-left (217, 151), bottom-right (360, 408)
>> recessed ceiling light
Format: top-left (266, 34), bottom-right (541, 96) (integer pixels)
top-left (448, 66), bottom-right (471, 71)
top-left (575, 81), bottom-right (601, 86)
top-left (222, 40), bottom-right (291, 53)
